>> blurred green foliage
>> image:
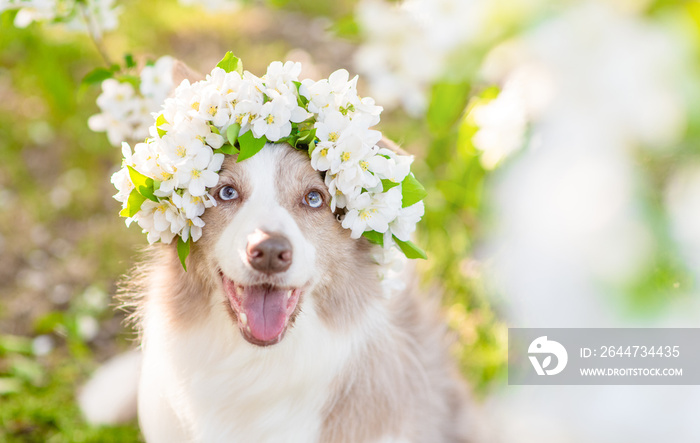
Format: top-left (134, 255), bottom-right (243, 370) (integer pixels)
top-left (0, 0), bottom-right (507, 440)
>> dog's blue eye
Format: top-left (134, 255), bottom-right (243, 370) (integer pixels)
top-left (304, 191), bottom-right (323, 208)
top-left (219, 186), bottom-right (239, 201)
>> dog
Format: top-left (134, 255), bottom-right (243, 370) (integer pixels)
top-left (79, 63), bottom-right (483, 443)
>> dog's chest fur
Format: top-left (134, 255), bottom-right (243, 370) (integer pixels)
top-left (139, 295), bottom-right (362, 443)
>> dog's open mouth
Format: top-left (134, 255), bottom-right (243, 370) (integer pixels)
top-left (221, 274), bottom-right (301, 346)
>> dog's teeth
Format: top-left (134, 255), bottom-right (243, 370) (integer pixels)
top-left (286, 290), bottom-right (292, 300)
top-left (239, 313), bottom-right (247, 325)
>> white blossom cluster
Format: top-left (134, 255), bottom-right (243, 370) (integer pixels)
top-left (354, 0), bottom-right (486, 116)
top-left (0, 0), bottom-right (120, 35)
top-left (89, 56), bottom-right (175, 146)
top-left (113, 60), bottom-right (424, 256)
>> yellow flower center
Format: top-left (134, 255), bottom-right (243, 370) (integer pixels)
top-left (191, 169), bottom-right (202, 179)
top-left (341, 152), bottom-right (351, 162)
top-left (360, 160), bottom-right (369, 171)
top-left (328, 132), bottom-right (339, 142)
top-left (176, 145), bottom-right (186, 157)
top-left (208, 106), bottom-right (217, 116)
top-left (359, 208), bottom-right (376, 221)
top-left (320, 148), bottom-right (328, 157)
top-left (192, 102), bottom-right (200, 111)
top-left (265, 114), bottom-right (275, 124)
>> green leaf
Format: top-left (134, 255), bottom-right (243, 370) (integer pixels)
top-left (226, 123), bottom-right (241, 146)
top-left (124, 53), bottom-right (136, 69)
top-left (362, 230), bottom-right (384, 247)
top-left (278, 133), bottom-right (300, 148)
top-left (330, 14), bottom-right (360, 39)
top-left (293, 81), bottom-right (309, 106)
top-left (297, 128), bottom-right (316, 145)
top-left (116, 74), bottom-right (140, 90)
top-left (214, 144), bottom-right (239, 155)
top-left (81, 67), bottom-right (115, 86)
top-left (127, 166), bottom-right (158, 202)
top-left (400, 174), bottom-right (427, 208)
top-left (216, 52), bottom-right (243, 75)
top-left (237, 131), bottom-right (267, 162)
top-left (393, 236), bottom-right (427, 260)
top-left (177, 236), bottom-right (191, 271)
top-left (156, 114), bottom-right (168, 137)
top-left (120, 189), bottom-right (147, 218)
top-left (381, 179), bottom-right (400, 192)
top-left (308, 140), bottom-right (316, 155)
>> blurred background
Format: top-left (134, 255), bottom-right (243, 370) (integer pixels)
top-left (1, 0), bottom-right (699, 441)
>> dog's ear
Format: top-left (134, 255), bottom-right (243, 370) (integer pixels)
top-left (172, 60), bottom-right (205, 87)
top-left (377, 136), bottom-right (409, 156)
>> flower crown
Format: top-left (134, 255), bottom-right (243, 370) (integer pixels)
top-left (112, 52), bottom-right (426, 269)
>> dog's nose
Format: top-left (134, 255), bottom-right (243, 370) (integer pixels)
top-left (246, 231), bottom-right (293, 274)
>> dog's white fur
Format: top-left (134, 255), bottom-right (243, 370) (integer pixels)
top-left (80, 65), bottom-right (482, 443)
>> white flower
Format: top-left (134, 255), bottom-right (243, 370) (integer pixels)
top-left (329, 133), bottom-right (372, 176)
top-left (140, 56), bottom-right (175, 106)
top-left (335, 142), bottom-right (381, 192)
top-left (231, 99), bottom-right (262, 135)
top-left (179, 216), bottom-right (206, 242)
top-left (470, 88), bottom-right (528, 170)
top-left (326, 173), bottom-right (362, 212)
top-left (251, 95), bottom-right (306, 141)
top-left (172, 190), bottom-right (216, 219)
top-left (368, 148), bottom-right (413, 183)
top-left (67, 0), bottom-right (121, 36)
top-left (264, 61), bottom-right (302, 91)
top-left (89, 78), bottom-right (159, 146)
top-left (373, 245), bottom-right (407, 297)
top-left (315, 110), bottom-right (349, 143)
top-left (310, 142), bottom-right (338, 173)
top-left (175, 150), bottom-right (224, 197)
top-left (88, 112), bottom-right (134, 146)
top-left (111, 166), bottom-right (133, 203)
top-left (341, 187), bottom-right (402, 238)
top-left (11, 0), bottom-right (59, 28)
top-left (135, 199), bottom-right (183, 244)
top-left (390, 201), bottom-right (424, 241)
top-left (195, 87), bottom-right (232, 127)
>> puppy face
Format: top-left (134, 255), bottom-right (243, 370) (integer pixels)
top-left (196, 143), bottom-right (340, 346)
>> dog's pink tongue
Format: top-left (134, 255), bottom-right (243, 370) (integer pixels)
top-left (240, 286), bottom-right (289, 343)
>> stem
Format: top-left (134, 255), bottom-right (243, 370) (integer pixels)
top-left (79, 2), bottom-right (113, 66)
